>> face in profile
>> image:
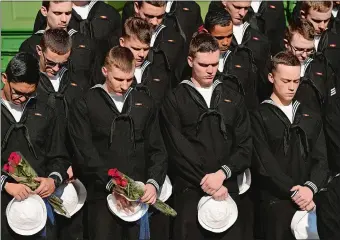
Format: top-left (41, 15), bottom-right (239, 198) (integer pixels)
top-left (41, 1), bottom-right (72, 30)
top-left (36, 46), bottom-right (71, 77)
top-left (120, 36), bottom-right (150, 68)
top-left (302, 8), bottom-right (332, 35)
top-left (188, 50), bottom-right (220, 88)
top-left (269, 64), bottom-right (301, 104)
top-left (102, 65), bottom-right (134, 96)
top-left (134, 2), bottom-right (166, 28)
top-left (1, 74), bottom-right (37, 105)
top-left (209, 24), bottom-right (233, 53)
top-left (223, 1), bottom-right (251, 25)
top-left (285, 33), bottom-right (315, 63)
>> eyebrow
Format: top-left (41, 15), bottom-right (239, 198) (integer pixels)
top-left (281, 78), bottom-right (300, 81)
top-left (198, 61), bottom-right (219, 65)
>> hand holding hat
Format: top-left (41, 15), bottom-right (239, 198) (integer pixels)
top-left (201, 170), bottom-right (226, 195)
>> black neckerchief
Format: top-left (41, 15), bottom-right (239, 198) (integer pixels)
top-left (245, 1), bottom-right (266, 33)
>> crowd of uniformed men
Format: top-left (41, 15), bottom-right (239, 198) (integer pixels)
top-left (1, 1), bottom-right (340, 239)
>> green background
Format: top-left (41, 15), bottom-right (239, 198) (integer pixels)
top-left (1, 1), bottom-right (296, 73)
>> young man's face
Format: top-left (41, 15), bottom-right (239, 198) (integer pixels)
top-left (120, 36), bottom-right (150, 68)
top-left (223, 1), bottom-right (251, 25)
top-left (188, 50), bottom-right (220, 87)
top-left (1, 74), bottom-right (37, 105)
top-left (37, 46), bottom-right (71, 77)
top-left (102, 66), bottom-right (134, 96)
top-left (285, 33), bottom-right (315, 63)
top-left (302, 8), bottom-right (332, 35)
top-left (209, 24), bottom-right (233, 53)
top-left (41, 1), bottom-right (72, 30)
top-left (269, 64), bottom-right (301, 104)
top-left (134, 2), bottom-right (166, 28)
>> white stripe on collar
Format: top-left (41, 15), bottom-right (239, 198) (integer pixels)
top-left (88, 0), bottom-right (98, 13)
top-left (91, 84), bottom-right (133, 103)
top-left (140, 60), bottom-right (151, 75)
top-left (222, 50), bottom-right (232, 68)
top-left (262, 99), bottom-right (300, 121)
top-left (301, 57), bottom-right (313, 77)
top-left (165, 1), bottom-right (174, 13)
top-left (243, 22), bottom-right (250, 37)
top-left (150, 24), bottom-right (166, 47)
top-left (181, 79), bottom-right (222, 91)
top-left (68, 29), bottom-right (78, 36)
top-left (35, 30), bottom-right (45, 35)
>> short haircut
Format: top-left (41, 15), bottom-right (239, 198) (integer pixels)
top-left (42, 1), bottom-right (70, 10)
top-left (104, 46), bottom-right (135, 73)
top-left (204, 8), bottom-right (232, 32)
top-left (5, 52), bottom-right (40, 85)
top-left (188, 32), bottom-right (219, 58)
top-left (301, 1), bottom-right (333, 14)
top-left (285, 19), bottom-right (315, 42)
top-left (136, 1), bottom-right (166, 8)
top-left (122, 17), bottom-right (153, 44)
top-left (39, 29), bottom-right (72, 55)
top-left (271, 51), bottom-right (300, 72)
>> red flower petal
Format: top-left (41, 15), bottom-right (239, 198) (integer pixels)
top-left (121, 179), bottom-right (128, 187)
top-left (3, 163), bottom-right (9, 172)
top-left (8, 152), bottom-right (21, 166)
top-left (8, 165), bottom-right (15, 174)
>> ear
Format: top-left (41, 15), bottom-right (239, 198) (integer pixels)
top-left (102, 66), bottom-right (108, 77)
top-left (300, 10), bottom-right (306, 19)
top-left (134, 2), bottom-right (140, 15)
top-left (2, 73), bottom-right (8, 85)
top-left (119, 37), bottom-right (125, 47)
top-left (41, 6), bottom-right (48, 17)
top-left (284, 38), bottom-right (289, 50)
top-left (187, 56), bottom-right (193, 68)
top-left (36, 45), bottom-right (43, 56)
top-left (221, 1), bottom-right (227, 8)
top-left (268, 72), bottom-right (274, 84)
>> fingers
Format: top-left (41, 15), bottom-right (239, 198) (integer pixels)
top-left (34, 177), bottom-right (42, 182)
top-left (141, 189), bottom-right (153, 202)
top-left (200, 175), bottom-right (208, 185)
top-left (146, 195), bottom-right (157, 205)
top-left (34, 183), bottom-right (45, 195)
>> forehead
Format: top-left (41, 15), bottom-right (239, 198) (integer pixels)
top-left (274, 64), bottom-right (301, 79)
top-left (140, 2), bottom-right (165, 15)
top-left (231, 1), bottom-right (251, 8)
top-left (210, 24), bottom-right (233, 36)
top-left (124, 36), bottom-right (150, 48)
top-left (290, 33), bottom-right (314, 47)
top-left (44, 48), bottom-right (71, 62)
top-left (194, 51), bottom-right (220, 63)
top-left (49, 1), bottom-right (72, 12)
top-left (10, 82), bottom-right (37, 92)
top-left (308, 8), bottom-right (332, 20)
top-left (109, 66), bottom-right (134, 79)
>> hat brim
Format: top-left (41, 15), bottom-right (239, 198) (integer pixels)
top-left (54, 179), bottom-right (87, 218)
top-left (237, 168), bottom-right (251, 195)
top-left (107, 194), bottom-right (149, 222)
top-left (6, 195), bottom-right (47, 236)
top-left (158, 175), bottom-right (172, 202)
top-left (197, 196), bottom-right (238, 233)
top-left (291, 209), bottom-right (319, 239)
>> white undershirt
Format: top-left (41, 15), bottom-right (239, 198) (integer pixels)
top-left (218, 56), bottom-right (225, 72)
top-left (332, 8), bottom-right (339, 18)
top-left (300, 60), bottom-right (308, 77)
top-left (134, 67), bottom-right (143, 84)
top-left (49, 74), bottom-right (61, 92)
top-left (314, 36), bottom-right (321, 50)
top-left (165, 1), bottom-right (174, 13)
top-left (2, 99), bottom-right (24, 122)
top-left (109, 93), bottom-right (125, 113)
top-left (278, 103), bottom-right (293, 123)
top-left (196, 85), bottom-right (214, 108)
top-left (73, 4), bottom-right (90, 20)
top-left (233, 24), bottom-right (244, 45)
top-left (251, 1), bottom-right (262, 13)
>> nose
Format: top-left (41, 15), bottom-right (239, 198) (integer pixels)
top-left (301, 51), bottom-right (308, 59)
top-left (121, 81), bottom-right (128, 91)
top-left (207, 65), bottom-right (213, 74)
top-left (51, 64), bottom-right (60, 72)
top-left (288, 82), bottom-right (295, 91)
top-left (319, 22), bottom-right (326, 31)
top-left (61, 14), bottom-right (67, 22)
top-left (150, 17), bottom-right (158, 27)
top-left (138, 49), bottom-right (144, 58)
top-left (239, 8), bottom-right (246, 17)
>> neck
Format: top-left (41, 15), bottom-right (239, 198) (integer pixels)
top-left (1, 90), bottom-right (8, 101)
top-left (73, 1), bottom-right (90, 7)
top-left (270, 92), bottom-right (292, 106)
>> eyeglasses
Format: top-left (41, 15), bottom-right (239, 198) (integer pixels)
top-left (8, 83), bottom-right (36, 102)
top-left (43, 53), bottom-right (68, 69)
top-left (290, 45), bottom-right (315, 54)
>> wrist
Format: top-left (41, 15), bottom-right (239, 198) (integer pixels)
top-left (216, 169), bottom-right (227, 181)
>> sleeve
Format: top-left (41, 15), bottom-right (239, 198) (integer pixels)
top-left (33, 10), bottom-right (46, 32)
top-left (68, 97), bottom-right (108, 185)
top-left (304, 120), bottom-right (329, 194)
top-left (144, 104), bottom-right (168, 192)
top-left (220, 98), bottom-right (252, 178)
top-left (45, 109), bottom-right (69, 186)
top-left (160, 92), bottom-right (205, 186)
top-left (250, 110), bottom-right (296, 197)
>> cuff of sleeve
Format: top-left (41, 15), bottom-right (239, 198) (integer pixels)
top-left (48, 172), bottom-right (63, 187)
top-left (106, 179), bottom-right (114, 192)
top-left (304, 181), bottom-right (318, 194)
top-left (291, 190), bottom-right (298, 198)
top-left (147, 179), bottom-right (160, 192)
top-left (1, 175), bottom-right (9, 192)
top-left (221, 165), bottom-right (232, 179)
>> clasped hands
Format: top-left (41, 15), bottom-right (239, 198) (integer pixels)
top-left (200, 170), bottom-right (228, 201)
top-left (291, 185), bottom-right (315, 212)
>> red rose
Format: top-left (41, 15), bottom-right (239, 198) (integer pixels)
top-left (108, 168), bottom-right (122, 178)
top-left (121, 179), bottom-right (128, 187)
top-left (3, 163), bottom-right (9, 172)
top-left (115, 178), bottom-right (122, 186)
top-left (8, 152), bottom-right (21, 166)
top-left (4, 164), bottom-right (14, 174)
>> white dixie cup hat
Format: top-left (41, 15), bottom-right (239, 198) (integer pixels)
top-left (158, 175), bottom-right (173, 202)
top-left (291, 207), bottom-right (319, 239)
top-left (237, 168), bottom-right (251, 195)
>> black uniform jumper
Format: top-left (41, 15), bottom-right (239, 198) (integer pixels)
top-left (1, 96), bottom-right (69, 240)
top-left (250, 99), bottom-right (329, 240)
top-left (161, 78), bottom-right (252, 240)
top-left (68, 85), bottom-right (167, 240)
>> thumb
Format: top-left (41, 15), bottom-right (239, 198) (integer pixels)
top-left (200, 175), bottom-right (208, 185)
top-left (290, 185), bottom-right (300, 191)
top-left (34, 177), bottom-right (42, 182)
